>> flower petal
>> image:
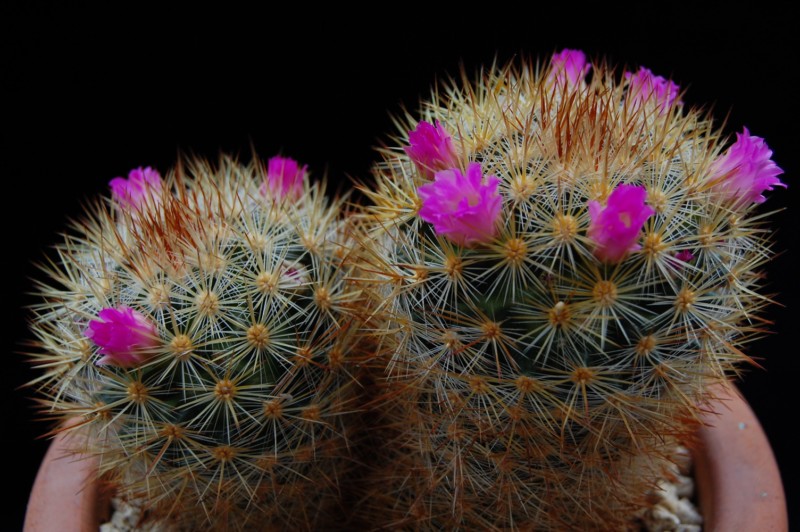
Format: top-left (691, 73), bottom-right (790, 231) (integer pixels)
top-left (418, 162), bottom-right (502, 246)
top-left (587, 185), bottom-right (654, 262)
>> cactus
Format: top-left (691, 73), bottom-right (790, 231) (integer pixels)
top-left (27, 155), bottom-right (366, 530)
top-left (25, 51), bottom-right (785, 531)
top-left (357, 52), bottom-right (784, 529)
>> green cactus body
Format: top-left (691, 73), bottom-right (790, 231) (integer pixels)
top-left (359, 61), bottom-right (774, 529)
top-left (28, 157), bottom-right (364, 530)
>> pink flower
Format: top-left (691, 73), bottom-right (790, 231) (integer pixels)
top-left (260, 156), bottom-right (307, 201)
top-left (417, 162), bottom-right (502, 246)
top-left (404, 121), bottom-right (460, 178)
top-left (709, 128), bottom-right (785, 205)
top-left (109, 167), bottom-right (163, 211)
top-left (670, 250), bottom-right (696, 271)
top-left (280, 262), bottom-right (309, 291)
top-left (85, 306), bottom-right (160, 367)
top-left (549, 49), bottom-right (591, 86)
top-left (625, 67), bottom-right (681, 111)
top-left (587, 185), bottom-right (655, 263)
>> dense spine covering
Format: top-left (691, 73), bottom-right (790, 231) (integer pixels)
top-left (25, 52), bottom-right (785, 531)
top-left (28, 156), bottom-right (366, 530)
top-left (356, 55), bottom-right (781, 529)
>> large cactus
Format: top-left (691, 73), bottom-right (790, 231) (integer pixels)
top-left (357, 51), bottom-right (784, 529)
top-left (27, 155), bottom-right (366, 530)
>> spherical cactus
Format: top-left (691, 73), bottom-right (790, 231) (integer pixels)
top-left (27, 155), bottom-right (366, 530)
top-left (358, 51), bottom-right (785, 529)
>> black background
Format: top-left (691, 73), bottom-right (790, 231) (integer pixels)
top-left (4, 4), bottom-right (798, 529)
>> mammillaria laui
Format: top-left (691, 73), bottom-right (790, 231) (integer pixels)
top-left (357, 50), bottom-right (784, 529)
top-left (26, 48), bottom-right (786, 531)
top-left (28, 156), bottom-right (366, 530)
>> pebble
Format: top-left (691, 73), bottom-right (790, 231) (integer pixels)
top-left (639, 446), bottom-right (703, 531)
top-left (100, 498), bottom-right (172, 532)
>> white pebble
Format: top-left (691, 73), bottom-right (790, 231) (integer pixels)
top-left (674, 475), bottom-right (695, 498)
top-left (674, 497), bottom-right (703, 525)
top-left (647, 505), bottom-right (681, 531)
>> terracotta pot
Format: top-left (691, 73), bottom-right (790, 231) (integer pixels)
top-left (694, 384), bottom-right (787, 531)
top-left (24, 430), bottom-right (108, 532)
top-left (25, 385), bottom-right (787, 531)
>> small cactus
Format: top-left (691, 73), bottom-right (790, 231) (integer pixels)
top-left (357, 51), bottom-right (784, 529)
top-left (27, 156), bottom-right (366, 530)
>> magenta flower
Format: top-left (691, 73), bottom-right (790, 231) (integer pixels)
top-left (260, 156), bottom-right (307, 201)
top-left (85, 306), bottom-right (160, 367)
top-left (109, 167), bottom-right (163, 211)
top-left (417, 162), bottom-right (502, 246)
top-left (549, 49), bottom-right (591, 86)
top-left (670, 250), bottom-right (696, 271)
top-left (625, 67), bottom-right (681, 111)
top-left (709, 128), bottom-right (785, 205)
top-left (404, 121), bottom-right (460, 178)
top-left (587, 185), bottom-right (655, 263)
top-left (280, 262), bottom-right (309, 291)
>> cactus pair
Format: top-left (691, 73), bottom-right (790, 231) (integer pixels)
top-left (27, 50), bottom-right (784, 530)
